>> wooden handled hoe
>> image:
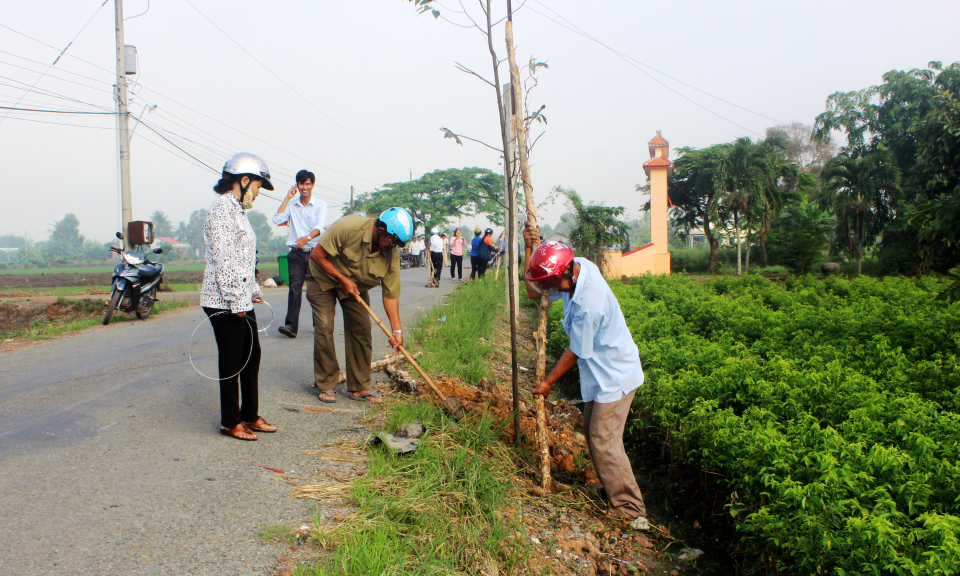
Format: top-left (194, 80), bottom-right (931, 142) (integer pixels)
top-left (353, 294), bottom-right (461, 414)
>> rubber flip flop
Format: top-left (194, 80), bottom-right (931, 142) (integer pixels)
top-left (220, 425), bottom-right (257, 441)
top-left (317, 390), bottom-right (337, 403)
top-left (348, 391), bottom-right (382, 403)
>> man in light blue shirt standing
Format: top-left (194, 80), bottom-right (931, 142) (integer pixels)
top-left (272, 169), bottom-right (327, 338)
top-left (523, 223), bottom-right (647, 525)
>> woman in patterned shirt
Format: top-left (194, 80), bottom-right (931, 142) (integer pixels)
top-left (201, 153), bottom-right (278, 441)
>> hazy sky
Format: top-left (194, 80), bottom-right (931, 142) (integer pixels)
top-left (1, 0), bottom-right (958, 243)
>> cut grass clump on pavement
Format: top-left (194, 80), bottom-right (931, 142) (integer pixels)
top-left (410, 275), bottom-right (503, 384)
top-left (297, 401), bottom-right (526, 576)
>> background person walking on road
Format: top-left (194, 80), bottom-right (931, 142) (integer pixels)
top-left (449, 227), bottom-right (466, 280)
top-left (523, 226), bottom-right (647, 523)
top-left (409, 234), bottom-right (423, 267)
top-left (272, 169), bottom-right (327, 338)
top-left (201, 153), bottom-right (278, 441)
top-left (307, 208), bottom-right (413, 404)
top-left (429, 228), bottom-right (444, 283)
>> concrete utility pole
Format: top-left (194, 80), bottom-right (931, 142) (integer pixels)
top-left (115, 0), bottom-right (133, 249)
top-left (349, 186), bottom-right (354, 214)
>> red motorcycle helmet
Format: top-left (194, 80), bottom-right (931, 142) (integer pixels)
top-left (525, 241), bottom-right (575, 294)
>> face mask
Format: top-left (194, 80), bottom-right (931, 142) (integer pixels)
top-left (242, 194), bottom-right (255, 210)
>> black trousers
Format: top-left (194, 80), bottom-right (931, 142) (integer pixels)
top-left (469, 255), bottom-right (479, 279)
top-left (204, 307), bottom-right (261, 428)
top-left (284, 248), bottom-right (310, 332)
top-left (431, 251), bottom-right (443, 280)
top-left (450, 254), bottom-right (463, 279)
top-left (476, 256), bottom-right (489, 278)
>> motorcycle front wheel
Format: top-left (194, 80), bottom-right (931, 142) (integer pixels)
top-left (136, 289), bottom-right (156, 320)
top-left (103, 289), bottom-right (122, 325)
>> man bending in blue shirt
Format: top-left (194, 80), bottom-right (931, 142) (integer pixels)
top-left (522, 222), bottom-right (647, 524)
top-left (272, 170), bottom-right (327, 338)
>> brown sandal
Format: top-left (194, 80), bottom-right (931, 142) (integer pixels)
top-left (243, 417), bottom-right (277, 433)
top-left (220, 423), bottom-right (257, 441)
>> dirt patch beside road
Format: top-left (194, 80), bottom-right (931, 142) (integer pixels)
top-left (0, 298), bottom-right (107, 334)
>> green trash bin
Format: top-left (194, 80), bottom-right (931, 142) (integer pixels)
top-left (277, 253), bottom-right (289, 286)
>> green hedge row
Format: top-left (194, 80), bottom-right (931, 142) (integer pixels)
top-left (548, 274), bottom-right (960, 574)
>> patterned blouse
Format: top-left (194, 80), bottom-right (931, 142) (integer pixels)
top-left (200, 193), bottom-right (263, 312)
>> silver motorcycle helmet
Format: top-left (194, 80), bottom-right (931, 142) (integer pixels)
top-left (222, 153), bottom-right (275, 191)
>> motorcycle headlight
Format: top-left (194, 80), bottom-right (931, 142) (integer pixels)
top-left (123, 252), bottom-right (144, 265)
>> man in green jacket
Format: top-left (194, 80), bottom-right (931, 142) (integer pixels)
top-left (307, 208), bottom-right (413, 403)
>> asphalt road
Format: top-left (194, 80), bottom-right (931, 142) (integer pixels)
top-left (0, 267), bottom-right (455, 575)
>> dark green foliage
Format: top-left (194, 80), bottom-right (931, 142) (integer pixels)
top-left (246, 210), bottom-right (288, 255)
top-left (351, 167), bottom-right (504, 232)
top-left (818, 151), bottom-right (901, 276)
top-left (548, 274), bottom-right (960, 573)
top-left (767, 198), bottom-right (834, 274)
top-left (149, 211), bottom-right (172, 239)
top-left (815, 62), bottom-right (960, 273)
top-left (560, 187), bottom-right (627, 266)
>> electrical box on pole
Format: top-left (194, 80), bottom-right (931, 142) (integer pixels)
top-left (123, 45), bottom-right (137, 75)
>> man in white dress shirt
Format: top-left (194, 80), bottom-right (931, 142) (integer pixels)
top-left (272, 169), bottom-right (327, 338)
top-left (429, 229), bottom-right (444, 283)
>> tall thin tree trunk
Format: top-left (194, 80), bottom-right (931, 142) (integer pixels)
top-left (733, 211), bottom-right (743, 276)
top-left (856, 219), bottom-right (863, 277)
top-left (506, 4), bottom-right (550, 492)
top-left (705, 217), bottom-right (720, 274)
top-left (745, 232), bottom-right (751, 274)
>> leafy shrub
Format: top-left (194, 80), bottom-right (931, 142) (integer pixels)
top-left (548, 273), bottom-right (960, 573)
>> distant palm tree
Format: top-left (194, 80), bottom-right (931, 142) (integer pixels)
top-left (819, 151), bottom-right (900, 276)
top-left (717, 137), bottom-right (798, 275)
top-left (175, 221), bottom-right (188, 243)
top-left (150, 211), bottom-right (172, 239)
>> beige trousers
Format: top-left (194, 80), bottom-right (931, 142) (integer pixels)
top-left (306, 280), bottom-right (372, 392)
top-left (583, 389), bottom-right (646, 518)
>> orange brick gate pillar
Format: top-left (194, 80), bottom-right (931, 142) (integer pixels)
top-left (643, 132), bottom-right (673, 275)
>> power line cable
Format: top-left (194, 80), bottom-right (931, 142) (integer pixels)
top-left (135, 118), bottom-right (349, 204)
top-left (143, 106), bottom-right (352, 192)
top-left (0, 50), bottom-right (114, 84)
top-left (181, 0), bottom-right (412, 171)
top-left (0, 31), bottom-right (380, 187)
top-left (0, 63), bottom-right (116, 96)
top-left (0, 77), bottom-right (114, 110)
top-left (136, 116), bottom-right (351, 203)
top-left (1, 115), bottom-right (116, 130)
top-left (0, 23), bottom-right (115, 75)
top-left (525, 1), bottom-right (768, 136)
top-left (0, 0), bottom-right (109, 126)
top-left (0, 105), bottom-right (116, 115)
top-left (531, 0), bottom-right (786, 126)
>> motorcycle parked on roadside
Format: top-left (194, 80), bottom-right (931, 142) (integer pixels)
top-left (103, 231), bottom-right (166, 325)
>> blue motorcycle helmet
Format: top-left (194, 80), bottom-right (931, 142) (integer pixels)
top-left (378, 207), bottom-right (414, 247)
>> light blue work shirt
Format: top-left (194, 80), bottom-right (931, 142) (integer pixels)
top-left (271, 195), bottom-right (327, 250)
top-left (550, 257), bottom-right (643, 403)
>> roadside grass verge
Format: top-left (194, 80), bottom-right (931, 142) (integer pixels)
top-left (0, 286), bottom-right (111, 296)
top-left (410, 275), bottom-right (503, 383)
top-left (0, 297), bottom-right (190, 342)
top-left (1, 283), bottom-right (205, 296)
top-left (297, 401), bottom-right (527, 576)
top-left (0, 264), bottom-right (207, 275)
